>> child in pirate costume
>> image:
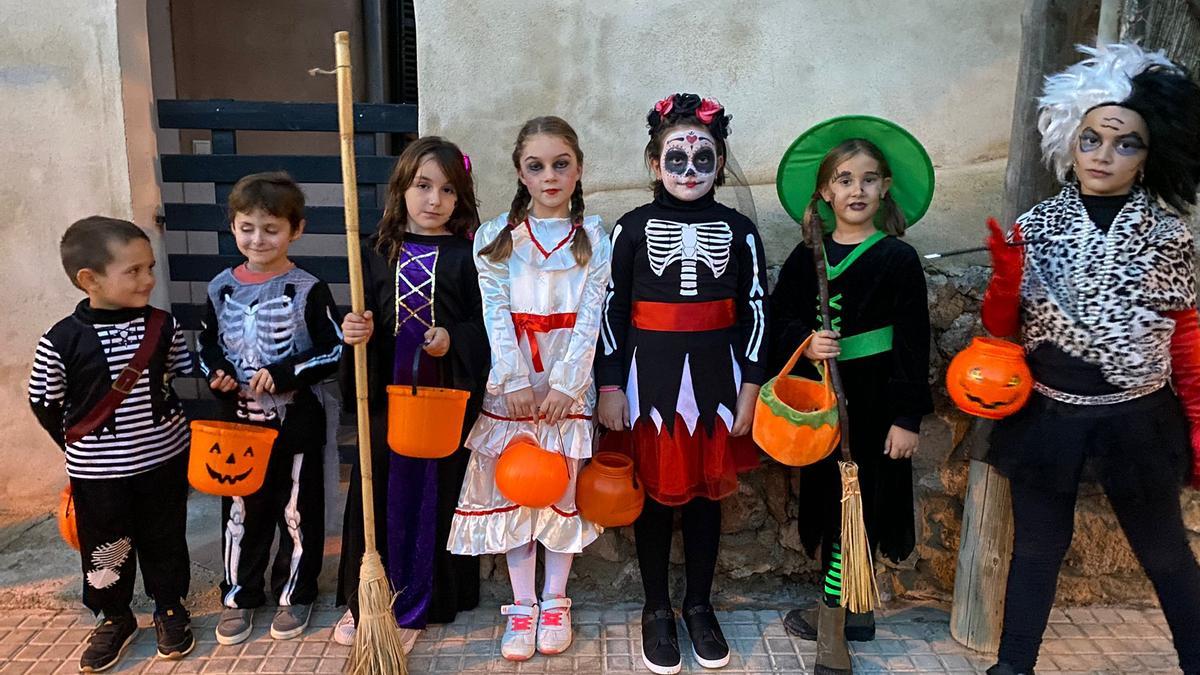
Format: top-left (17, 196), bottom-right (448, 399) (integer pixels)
top-left (29, 217), bottom-right (195, 672)
top-left (596, 93), bottom-right (769, 674)
top-left (770, 117), bottom-right (935, 675)
top-left (197, 173), bottom-right (343, 645)
top-left (981, 44), bottom-right (1200, 675)
top-left (335, 137), bottom-right (488, 651)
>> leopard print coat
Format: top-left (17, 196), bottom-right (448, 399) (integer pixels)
top-left (1018, 184), bottom-right (1196, 390)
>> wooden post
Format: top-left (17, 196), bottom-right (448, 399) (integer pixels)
top-left (950, 0), bottom-right (1097, 652)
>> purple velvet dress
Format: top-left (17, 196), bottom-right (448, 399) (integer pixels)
top-left (386, 241), bottom-right (443, 629)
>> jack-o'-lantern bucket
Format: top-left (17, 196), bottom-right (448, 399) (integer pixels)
top-left (946, 337), bottom-right (1032, 419)
top-left (495, 429), bottom-right (570, 509)
top-left (188, 421), bottom-right (278, 497)
top-left (58, 484), bottom-right (79, 551)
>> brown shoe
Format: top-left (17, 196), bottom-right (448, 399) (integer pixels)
top-left (814, 603), bottom-right (852, 675)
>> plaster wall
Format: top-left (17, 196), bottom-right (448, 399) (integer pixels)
top-left (0, 0), bottom-right (161, 517)
top-left (413, 0), bottom-right (1023, 264)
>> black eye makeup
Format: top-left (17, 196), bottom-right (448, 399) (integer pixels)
top-left (1078, 129), bottom-right (1102, 152)
top-left (693, 148), bottom-right (716, 173)
top-left (1115, 133), bottom-right (1147, 155)
top-left (663, 149), bottom-right (690, 175)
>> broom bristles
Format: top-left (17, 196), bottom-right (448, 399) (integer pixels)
top-left (838, 460), bottom-right (880, 614)
top-left (346, 550), bottom-right (409, 675)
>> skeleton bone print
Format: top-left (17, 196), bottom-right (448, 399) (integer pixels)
top-left (645, 219), bottom-right (733, 296)
top-left (217, 283), bottom-right (299, 422)
top-left (86, 536), bottom-right (132, 590)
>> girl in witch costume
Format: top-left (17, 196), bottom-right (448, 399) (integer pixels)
top-left (596, 93), bottom-right (768, 674)
top-left (981, 44), bottom-right (1200, 675)
top-left (448, 116), bottom-right (611, 662)
top-left (334, 137), bottom-right (488, 651)
top-left (770, 117), bottom-right (935, 675)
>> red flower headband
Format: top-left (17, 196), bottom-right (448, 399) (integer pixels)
top-left (653, 94), bottom-right (724, 124)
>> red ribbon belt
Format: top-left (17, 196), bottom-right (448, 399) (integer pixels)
top-left (511, 312), bottom-right (577, 372)
top-left (631, 299), bottom-right (736, 332)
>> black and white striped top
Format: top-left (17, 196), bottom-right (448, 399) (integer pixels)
top-left (28, 303), bottom-right (193, 479)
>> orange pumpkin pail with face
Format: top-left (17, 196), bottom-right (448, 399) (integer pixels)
top-left (946, 337), bottom-right (1033, 419)
top-left (576, 452), bottom-right (644, 527)
top-left (494, 430), bottom-right (570, 509)
top-left (753, 334), bottom-right (841, 467)
top-left (58, 484), bottom-right (80, 551)
top-left (188, 420), bottom-right (278, 497)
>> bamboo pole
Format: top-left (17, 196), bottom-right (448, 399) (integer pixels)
top-left (333, 30), bottom-right (408, 675)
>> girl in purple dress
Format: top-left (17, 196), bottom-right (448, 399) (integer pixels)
top-left (335, 137), bottom-right (490, 651)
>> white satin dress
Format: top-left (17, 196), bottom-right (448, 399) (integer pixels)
top-left (447, 213), bottom-right (612, 555)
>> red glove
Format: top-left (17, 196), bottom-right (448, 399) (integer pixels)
top-left (1167, 308), bottom-right (1200, 489)
top-left (981, 218), bottom-right (1024, 337)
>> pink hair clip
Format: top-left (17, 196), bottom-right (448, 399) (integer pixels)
top-left (463, 154), bottom-right (472, 173)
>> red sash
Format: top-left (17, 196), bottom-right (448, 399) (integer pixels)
top-left (631, 299), bottom-right (736, 332)
top-left (511, 312), bottom-right (577, 372)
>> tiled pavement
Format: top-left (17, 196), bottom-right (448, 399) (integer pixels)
top-left (0, 603), bottom-right (1183, 674)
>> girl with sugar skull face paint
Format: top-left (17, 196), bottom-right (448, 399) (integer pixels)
top-left (596, 93), bottom-right (768, 674)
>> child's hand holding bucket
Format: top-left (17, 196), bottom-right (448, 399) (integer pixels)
top-left (423, 327), bottom-right (450, 357)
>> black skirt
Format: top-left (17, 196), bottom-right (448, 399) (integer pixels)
top-left (986, 386), bottom-right (1191, 498)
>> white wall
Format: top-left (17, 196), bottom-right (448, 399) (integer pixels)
top-left (414, 0), bottom-right (1024, 263)
top-left (0, 0), bottom-right (163, 516)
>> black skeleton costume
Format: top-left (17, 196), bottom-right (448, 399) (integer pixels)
top-left (198, 265), bottom-right (342, 609)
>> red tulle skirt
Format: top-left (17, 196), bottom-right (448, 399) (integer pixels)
top-left (599, 414), bottom-right (761, 506)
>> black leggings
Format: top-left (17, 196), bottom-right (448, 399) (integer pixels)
top-left (999, 480), bottom-right (1200, 672)
top-left (634, 495), bottom-right (721, 611)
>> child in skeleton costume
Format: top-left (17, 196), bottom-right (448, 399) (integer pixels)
top-left (448, 117), bottom-right (611, 662)
top-left (771, 118), bottom-right (935, 675)
top-left (197, 173), bottom-right (343, 645)
top-left (29, 217), bottom-right (195, 672)
top-left (980, 45), bottom-right (1200, 675)
top-left (334, 138), bottom-right (488, 650)
top-left (595, 93), bottom-right (767, 674)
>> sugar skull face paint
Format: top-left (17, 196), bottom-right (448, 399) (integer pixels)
top-left (655, 125), bottom-right (721, 202)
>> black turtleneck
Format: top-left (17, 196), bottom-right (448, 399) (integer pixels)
top-left (1081, 192), bottom-right (1130, 233)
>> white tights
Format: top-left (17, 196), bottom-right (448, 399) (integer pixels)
top-left (505, 541), bottom-right (574, 605)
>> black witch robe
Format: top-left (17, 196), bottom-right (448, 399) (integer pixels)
top-left (336, 232), bottom-right (490, 623)
top-left (769, 232), bottom-right (932, 564)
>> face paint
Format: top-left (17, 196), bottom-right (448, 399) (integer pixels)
top-left (656, 125), bottom-right (719, 202)
top-left (1072, 105), bottom-right (1149, 197)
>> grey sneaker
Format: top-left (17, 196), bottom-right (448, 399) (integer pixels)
top-left (215, 608), bottom-right (254, 646)
top-left (270, 604), bottom-right (311, 640)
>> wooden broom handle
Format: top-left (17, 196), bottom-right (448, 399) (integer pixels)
top-left (335, 31), bottom-right (380, 553)
top-left (806, 217), bottom-right (852, 463)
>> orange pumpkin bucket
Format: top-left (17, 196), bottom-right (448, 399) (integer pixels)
top-left (188, 420), bottom-right (278, 497)
top-left (495, 429), bottom-right (570, 509)
top-left (946, 337), bottom-right (1032, 419)
top-left (577, 452), bottom-right (644, 527)
top-left (58, 484), bottom-right (79, 551)
top-left (387, 350), bottom-right (470, 458)
top-left (753, 334), bottom-right (841, 467)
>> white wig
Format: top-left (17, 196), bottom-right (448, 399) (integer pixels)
top-left (1037, 43), bottom-right (1179, 181)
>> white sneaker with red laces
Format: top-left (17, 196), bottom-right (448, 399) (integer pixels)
top-left (537, 597), bottom-right (573, 655)
top-left (500, 604), bottom-right (539, 661)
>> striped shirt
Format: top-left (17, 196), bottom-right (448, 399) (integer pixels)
top-left (29, 309), bottom-right (193, 479)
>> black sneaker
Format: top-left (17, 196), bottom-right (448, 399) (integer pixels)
top-left (154, 605), bottom-right (195, 659)
top-left (683, 604), bottom-right (730, 669)
top-left (783, 605), bottom-right (818, 640)
top-left (640, 608), bottom-right (681, 674)
top-left (79, 611), bottom-right (138, 673)
top-left (987, 664), bottom-right (1035, 675)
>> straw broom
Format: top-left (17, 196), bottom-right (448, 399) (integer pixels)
top-left (804, 215), bottom-right (880, 615)
top-left (331, 31), bottom-right (409, 675)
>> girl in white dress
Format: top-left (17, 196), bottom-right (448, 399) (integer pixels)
top-left (448, 116), bottom-right (611, 661)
